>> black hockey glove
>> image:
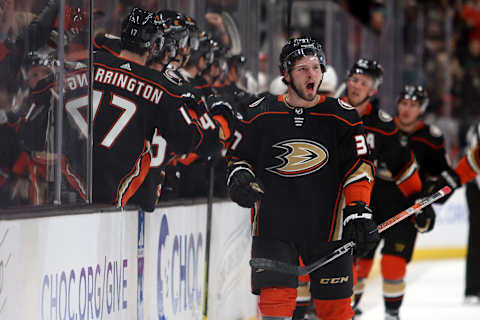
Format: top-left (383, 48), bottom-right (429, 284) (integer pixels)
top-left (226, 162), bottom-right (264, 208)
top-left (342, 201), bottom-right (380, 257)
top-left (414, 202), bottom-right (436, 233)
top-left (422, 168), bottom-right (460, 204)
top-left (206, 94), bottom-right (237, 141)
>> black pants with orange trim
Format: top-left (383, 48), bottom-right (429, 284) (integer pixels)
top-left (252, 237), bottom-right (354, 319)
top-left (370, 179), bottom-right (418, 262)
top-left (354, 179), bottom-right (417, 313)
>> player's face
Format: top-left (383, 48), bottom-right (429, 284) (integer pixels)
top-left (287, 55), bottom-right (323, 102)
top-left (347, 74), bottom-right (376, 106)
top-left (27, 66), bottom-right (50, 89)
top-left (397, 98), bottom-right (422, 126)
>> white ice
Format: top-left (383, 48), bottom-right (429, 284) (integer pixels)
top-left (356, 258), bottom-right (480, 319)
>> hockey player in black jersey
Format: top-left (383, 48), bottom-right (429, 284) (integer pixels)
top-left (92, 7), bottom-right (221, 210)
top-left (226, 37), bottom-right (379, 320)
top-left (146, 10), bottom-right (236, 199)
top-left (351, 84), bottom-right (443, 320)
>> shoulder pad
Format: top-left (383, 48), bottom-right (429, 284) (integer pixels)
top-left (242, 93), bottom-right (277, 121)
top-left (163, 69), bottom-right (183, 86)
top-left (248, 96), bottom-right (265, 109)
top-left (104, 33), bottom-right (120, 40)
top-left (337, 98), bottom-right (354, 110)
top-left (429, 124), bottom-right (443, 138)
top-left (378, 109), bottom-right (393, 122)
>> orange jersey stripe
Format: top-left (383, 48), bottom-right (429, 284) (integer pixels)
top-left (410, 136), bottom-right (444, 150)
top-left (364, 125), bottom-right (398, 136)
top-left (397, 170), bottom-right (422, 197)
top-left (344, 180), bottom-right (373, 206)
top-left (115, 141), bottom-right (152, 207)
top-left (212, 114), bottom-right (232, 141)
top-left (455, 156), bottom-right (478, 185)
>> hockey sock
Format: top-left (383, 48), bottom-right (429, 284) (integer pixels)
top-left (381, 254), bottom-right (407, 312)
top-left (313, 297), bottom-right (354, 320)
top-left (259, 287), bottom-right (297, 317)
top-left (293, 282), bottom-right (311, 319)
top-left (353, 258), bottom-right (374, 308)
top-left (293, 259), bottom-right (311, 320)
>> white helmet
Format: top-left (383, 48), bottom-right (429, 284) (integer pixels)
top-left (318, 65), bottom-right (338, 94)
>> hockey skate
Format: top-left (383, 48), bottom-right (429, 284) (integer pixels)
top-left (384, 309), bottom-right (400, 320)
top-left (464, 294), bottom-right (480, 305)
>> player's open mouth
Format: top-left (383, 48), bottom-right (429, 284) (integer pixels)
top-left (306, 82), bottom-right (315, 90)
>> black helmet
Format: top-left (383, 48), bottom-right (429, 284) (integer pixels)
top-left (157, 10), bottom-right (189, 49)
top-left (397, 84), bottom-right (429, 112)
top-left (279, 37), bottom-right (326, 74)
top-left (120, 7), bottom-right (158, 52)
top-left (347, 58), bottom-right (384, 89)
top-left (182, 14), bottom-right (200, 50)
top-left (21, 50), bottom-right (58, 80)
top-left (189, 32), bottom-right (214, 66)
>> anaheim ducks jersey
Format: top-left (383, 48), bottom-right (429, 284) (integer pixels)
top-left (93, 33), bottom-right (122, 55)
top-left (396, 119), bottom-right (449, 180)
top-left (18, 64), bottom-right (89, 202)
top-left (227, 94), bottom-right (375, 243)
top-left (93, 50), bottom-right (202, 208)
top-left (356, 101), bottom-right (421, 197)
top-left (454, 122), bottom-right (480, 185)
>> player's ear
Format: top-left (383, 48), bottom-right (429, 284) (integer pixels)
top-left (283, 71), bottom-right (291, 84)
top-left (368, 88), bottom-right (378, 97)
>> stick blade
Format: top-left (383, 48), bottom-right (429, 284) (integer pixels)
top-left (249, 258), bottom-right (299, 275)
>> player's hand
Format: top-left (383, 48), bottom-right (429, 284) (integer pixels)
top-left (206, 95), bottom-right (237, 141)
top-left (342, 201), bottom-right (380, 257)
top-left (422, 168), bottom-right (460, 204)
top-left (414, 202), bottom-right (436, 233)
top-left (226, 162), bottom-right (264, 208)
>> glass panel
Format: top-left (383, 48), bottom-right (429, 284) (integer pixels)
top-left (58, 0), bottom-right (90, 205)
top-left (0, 0), bottom-right (90, 209)
top-left (91, 0), bottom-right (259, 201)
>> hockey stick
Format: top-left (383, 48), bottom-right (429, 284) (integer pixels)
top-left (250, 186), bottom-right (452, 276)
top-left (221, 12), bottom-right (242, 55)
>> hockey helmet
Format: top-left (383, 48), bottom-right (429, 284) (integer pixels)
top-left (182, 14), bottom-right (200, 50)
top-left (279, 37), bottom-right (326, 74)
top-left (120, 8), bottom-right (158, 52)
top-left (190, 32), bottom-right (215, 66)
top-left (397, 84), bottom-right (429, 113)
top-left (347, 58), bottom-right (384, 89)
top-left (21, 51), bottom-right (58, 78)
top-left (157, 10), bottom-right (190, 49)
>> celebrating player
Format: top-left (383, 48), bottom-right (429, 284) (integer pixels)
top-left (226, 37), bottom-right (379, 320)
top-left (92, 8), bottom-right (220, 209)
top-left (352, 85), bottom-right (449, 319)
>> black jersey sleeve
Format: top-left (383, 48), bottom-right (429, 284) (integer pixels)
top-left (334, 100), bottom-right (375, 205)
top-left (413, 123), bottom-right (449, 177)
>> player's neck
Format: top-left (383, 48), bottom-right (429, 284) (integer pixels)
top-left (285, 92), bottom-right (319, 108)
top-left (149, 62), bottom-right (165, 72)
top-left (184, 65), bottom-right (198, 78)
top-left (396, 118), bottom-right (420, 134)
top-left (353, 101), bottom-right (369, 117)
top-left (119, 50), bottom-right (148, 66)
